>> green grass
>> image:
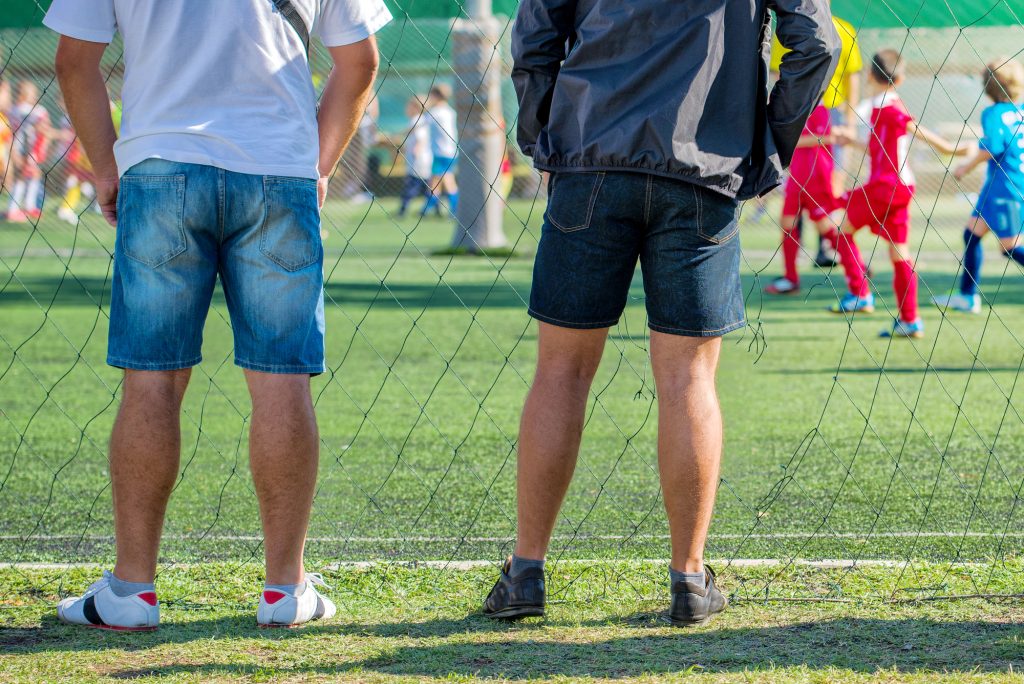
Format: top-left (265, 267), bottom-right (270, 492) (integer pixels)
top-left (1, 193), bottom-right (1023, 681)
top-left (2, 562), bottom-right (1023, 682)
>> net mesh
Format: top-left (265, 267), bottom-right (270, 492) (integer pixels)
top-left (1, 0), bottom-right (1023, 614)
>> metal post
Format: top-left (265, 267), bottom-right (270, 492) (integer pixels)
top-left (450, 0), bottom-right (508, 252)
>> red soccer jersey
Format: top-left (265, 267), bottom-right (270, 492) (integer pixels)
top-left (866, 93), bottom-right (915, 188)
top-left (788, 105), bottom-right (833, 187)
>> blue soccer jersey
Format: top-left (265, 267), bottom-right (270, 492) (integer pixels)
top-left (975, 102), bottom-right (1024, 238)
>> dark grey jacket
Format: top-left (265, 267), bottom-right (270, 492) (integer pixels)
top-left (511, 0), bottom-right (841, 200)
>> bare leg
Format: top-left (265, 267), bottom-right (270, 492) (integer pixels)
top-left (245, 371), bottom-right (319, 585)
top-left (513, 322), bottom-right (607, 561)
top-left (650, 331), bottom-right (723, 574)
top-left (111, 369), bottom-right (191, 583)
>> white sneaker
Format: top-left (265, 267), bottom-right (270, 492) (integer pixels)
top-left (56, 570), bottom-right (159, 631)
top-left (57, 206), bottom-right (78, 225)
top-left (932, 293), bottom-right (981, 314)
top-left (257, 574), bottom-right (336, 628)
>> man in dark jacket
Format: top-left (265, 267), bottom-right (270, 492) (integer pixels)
top-left (483, 0), bottom-right (839, 625)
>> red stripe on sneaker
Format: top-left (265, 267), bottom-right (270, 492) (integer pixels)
top-left (263, 590), bottom-right (286, 604)
top-left (137, 592), bottom-right (157, 606)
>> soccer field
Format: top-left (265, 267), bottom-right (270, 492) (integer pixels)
top-left (2, 196), bottom-right (1023, 681)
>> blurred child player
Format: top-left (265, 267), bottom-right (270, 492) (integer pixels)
top-left (829, 49), bottom-right (969, 338)
top-left (933, 57), bottom-right (1024, 314)
top-left (397, 95), bottom-right (432, 216)
top-left (764, 104), bottom-right (846, 294)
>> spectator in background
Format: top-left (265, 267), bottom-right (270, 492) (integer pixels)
top-left (0, 79), bottom-right (12, 197)
top-left (772, 0), bottom-right (863, 266)
top-left (345, 96), bottom-right (379, 203)
top-left (5, 80), bottom-right (51, 223)
top-left (422, 83), bottom-right (458, 217)
top-left (397, 95), bottom-right (432, 217)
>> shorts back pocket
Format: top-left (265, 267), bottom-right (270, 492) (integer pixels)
top-left (118, 174), bottom-right (187, 268)
top-left (260, 177), bottom-right (322, 271)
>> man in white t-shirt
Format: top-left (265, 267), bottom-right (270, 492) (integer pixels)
top-left (45, 0), bottom-right (390, 630)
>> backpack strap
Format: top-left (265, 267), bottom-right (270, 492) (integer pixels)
top-left (269, 0), bottom-right (310, 58)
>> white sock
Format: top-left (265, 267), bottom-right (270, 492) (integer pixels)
top-left (24, 179), bottom-right (41, 212)
top-left (9, 180), bottom-right (25, 213)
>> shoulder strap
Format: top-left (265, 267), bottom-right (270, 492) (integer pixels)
top-left (269, 0), bottom-right (310, 58)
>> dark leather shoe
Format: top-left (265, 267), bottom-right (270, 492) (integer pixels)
top-left (482, 557), bottom-right (545, 620)
top-left (668, 565), bottom-right (727, 627)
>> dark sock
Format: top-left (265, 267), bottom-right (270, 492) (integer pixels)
top-left (108, 572), bottom-right (155, 598)
top-left (264, 581), bottom-right (304, 597)
top-left (669, 566), bottom-right (706, 589)
top-left (1007, 246), bottom-right (1024, 267)
top-left (961, 229), bottom-right (983, 296)
top-left (509, 554), bottom-right (545, 577)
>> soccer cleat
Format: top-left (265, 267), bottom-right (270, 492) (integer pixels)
top-left (668, 565), bottom-right (728, 627)
top-left (814, 248), bottom-right (839, 269)
top-left (880, 318), bottom-right (925, 339)
top-left (829, 293), bottom-right (875, 314)
top-left (56, 571), bottom-right (159, 631)
top-left (483, 557), bottom-right (545, 620)
top-left (5, 208), bottom-right (28, 223)
top-left (932, 293), bottom-right (981, 314)
top-left (764, 277), bottom-right (800, 295)
top-left (257, 574), bottom-right (336, 628)
top-left (57, 206), bottom-right (79, 225)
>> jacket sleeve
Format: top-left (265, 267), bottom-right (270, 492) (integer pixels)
top-left (510, 0), bottom-right (578, 158)
top-left (767, 0), bottom-right (841, 167)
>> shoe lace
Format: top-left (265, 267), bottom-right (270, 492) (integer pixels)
top-left (306, 573), bottom-right (333, 591)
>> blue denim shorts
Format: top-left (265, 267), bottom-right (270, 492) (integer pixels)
top-left (108, 159), bottom-right (326, 374)
top-left (529, 171), bottom-right (745, 337)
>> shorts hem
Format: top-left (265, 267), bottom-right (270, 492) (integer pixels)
top-left (107, 356), bottom-right (201, 371)
top-left (528, 309), bottom-right (620, 330)
top-left (235, 359), bottom-right (326, 375)
top-left (648, 319), bottom-right (747, 338)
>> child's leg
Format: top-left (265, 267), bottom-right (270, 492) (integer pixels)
top-left (889, 242), bottom-right (918, 324)
top-left (999, 235), bottom-right (1024, 265)
top-left (831, 213), bottom-right (869, 297)
top-left (961, 217), bottom-right (988, 296)
top-left (780, 214), bottom-right (801, 285)
top-left (63, 173), bottom-right (82, 212)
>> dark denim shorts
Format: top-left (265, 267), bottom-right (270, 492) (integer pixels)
top-left (108, 159), bottom-right (326, 374)
top-left (529, 171), bottom-right (745, 337)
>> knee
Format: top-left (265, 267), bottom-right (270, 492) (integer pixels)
top-left (122, 369), bottom-right (191, 407)
top-left (245, 371), bottom-right (312, 410)
top-left (534, 355), bottom-right (601, 394)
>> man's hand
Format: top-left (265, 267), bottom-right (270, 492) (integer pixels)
top-left (95, 176), bottom-right (119, 226)
top-left (317, 176), bottom-right (329, 210)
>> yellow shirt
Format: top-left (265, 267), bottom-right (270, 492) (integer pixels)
top-left (771, 16), bottom-right (863, 110)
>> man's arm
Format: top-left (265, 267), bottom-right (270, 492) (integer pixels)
top-left (317, 36), bottom-right (380, 207)
top-left (54, 36), bottom-right (117, 225)
top-left (767, 0), bottom-right (841, 168)
top-left (510, 0), bottom-right (577, 158)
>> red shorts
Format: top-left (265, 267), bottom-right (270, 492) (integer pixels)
top-left (782, 177), bottom-right (837, 222)
top-left (842, 182), bottom-right (914, 244)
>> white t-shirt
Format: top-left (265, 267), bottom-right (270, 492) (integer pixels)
top-left (44, 0), bottom-right (392, 180)
top-left (428, 103), bottom-right (458, 160)
top-left (404, 115), bottom-right (433, 179)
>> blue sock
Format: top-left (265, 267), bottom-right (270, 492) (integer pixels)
top-left (509, 554), bottom-right (544, 577)
top-left (669, 566), bottom-right (706, 589)
top-left (449, 191), bottom-right (459, 213)
top-left (108, 572), bottom-right (155, 598)
top-left (961, 229), bottom-right (983, 296)
top-left (264, 581), bottom-right (304, 596)
top-left (1008, 246), bottom-right (1024, 267)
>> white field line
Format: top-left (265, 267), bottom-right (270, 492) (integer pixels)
top-left (1, 531), bottom-right (1020, 543)
top-left (2, 558), bottom-right (940, 571)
